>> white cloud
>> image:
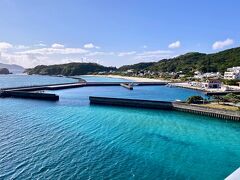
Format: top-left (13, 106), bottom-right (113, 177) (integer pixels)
top-left (86, 51), bottom-right (115, 56)
top-left (51, 43), bottom-right (64, 48)
top-left (118, 51), bottom-right (136, 57)
top-left (134, 50), bottom-right (173, 61)
top-left (168, 41), bottom-right (181, 49)
top-left (143, 45), bottom-right (148, 49)
top-left (83, 43), bottom-right (100, 49)
top-left (137, 50), bottom-right (172, 56)
top-left (0, 41), bottom-right (176, 68)
top-left (0, 52), bottom-right (46, 68)
top-left (15, 45), bottom-right (30, 49)
top-left (212, 38), bottom-right (234, 50)
top-left (0, 42), bottom-right (13, 50)
top-left (18, 47), bottom-right (88, 55)
top-left (35, 43), bottom-right (47, 47)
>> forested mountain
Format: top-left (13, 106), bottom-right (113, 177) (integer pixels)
top-left (118, 62), bottom-right (155, 71)
top-left (119, 47), bottom-right (240, 73)
top-left (27, 63), bottom-right (116, 76)
top-left (27, 47), bottom-right (240, 76)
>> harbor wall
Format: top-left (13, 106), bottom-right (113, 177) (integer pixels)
top-left (120, 83), bottom-right (133, 90)
top-left (89, 96), bottom-right (173, 110)
top-left (172, 103), bottom-right (240, 121)
top-left (1, 82), bottom-right (167, 91)
top-left (1, 91), bottom-right (59, 101)
top-left (89, 96), bottom-right (240, 121)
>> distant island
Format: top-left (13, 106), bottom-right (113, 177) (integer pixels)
top-left (27, 47), bottom-right (240, 76)
top-left (0, 68), bottom-right (10, 74)
top-left (0, 63), bottom-right (25, 74)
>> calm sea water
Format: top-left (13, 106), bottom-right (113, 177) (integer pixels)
top-left (79, 75), bottom-right (130, 82)
top-left (0, 74), bottom-right (77, 88)
top-left (0, 75), bottom-right (239, 179)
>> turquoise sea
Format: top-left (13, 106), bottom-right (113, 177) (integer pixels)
top-left (0, 75), bottom-right (239, 179)
top-left (0, 74), bottom-right (77, 88)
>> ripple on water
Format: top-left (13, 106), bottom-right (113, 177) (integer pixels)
top-left (0, 77), bottom-right (239, 179)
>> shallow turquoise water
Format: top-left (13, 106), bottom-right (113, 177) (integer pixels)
top-left (0, 75), bottom-right (239, 179)
top-left (0, 74), bottom-right (77, 88)
top-left (79, 75), bottom-right (131, 82)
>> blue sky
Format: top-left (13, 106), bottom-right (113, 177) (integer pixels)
top-left (0, 0), bottom-right (239, 67)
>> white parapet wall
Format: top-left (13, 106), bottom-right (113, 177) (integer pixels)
top-left (225, 167), bottom-right (240, 180)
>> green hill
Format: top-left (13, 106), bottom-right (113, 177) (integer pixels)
top-left (119, 47), bottom-right (240, 73)
top-left (27, 63), bottom-right (116, 76)
top-left (118, 62), bottom-right (155, 71)
top-left (27, 47), bottom-right (240, 76)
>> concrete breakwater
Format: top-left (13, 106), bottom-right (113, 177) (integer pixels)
top-left (89, 96), bottom-right (240, 121)
top-left (0, 82), bottom-right (86, 101)
top-left (0, 81), bottom-right (167, 101)
top-left (1, 82), bottom-right (86, 91)
top-left (205, 91), bottom-right (240, 96)
top-left (0, 91), bottom-right (59, 101)
top-left (1, 81), bottom-right (167, 91)
top-left (90, 96), bottom-right (173, 109)
top-left (120, 83), bottom-right (133, 90)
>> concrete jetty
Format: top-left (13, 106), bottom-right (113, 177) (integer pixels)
top-left (89, 96), bottom-right (240, 121)
top-left (1, 81), bottom-right (166, 91)
top-left (120, 83), bottom-right (133, 90)
top-left (0, 81), bottom-right (167, 101)
top-left (89, 96), bottom-right (173, 109)
top-left (1, 82), bottom-right (86, 92)
top-left (205, 91), bottom-right (240, 96)
top-left (85, 82), bottom-right (167, 86)
top-left (0, 91), bottom-right (59, 101)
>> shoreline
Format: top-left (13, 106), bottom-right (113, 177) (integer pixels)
top-left (84, 75), bottom-right (169, 82)
top-left (79, 75), bottom-right (240, 93)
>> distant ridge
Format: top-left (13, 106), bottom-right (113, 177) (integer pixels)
top-left (28, 47), bottom-right (240, 76)
top-left (0, 63), bottom-right (25, 74)
top-left (119, 47), bottom-right (240, 73)
top-left (27, 62), bottom-right (116, 76)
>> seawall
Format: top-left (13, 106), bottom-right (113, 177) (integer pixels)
top-left (89, 96), bottom-right (173, 110)
top-left (1, 91), bottom-right (59, 101)
top-left (89, 96), bottom-right (240, 121)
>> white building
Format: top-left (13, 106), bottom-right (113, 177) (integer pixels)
top-left (126, 69), bottom-right (134, 73)
top-left (201, 79), bottom-right (222, 89)
top-left (224, 66), bottom-right (240, 80)
top-left (189, 78), bottom-right (222, 89)
top-left (194, 72), bottom-right (222, 79)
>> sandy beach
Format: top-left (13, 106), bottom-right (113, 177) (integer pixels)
top-left (86, 75), bottom-right (169, 82)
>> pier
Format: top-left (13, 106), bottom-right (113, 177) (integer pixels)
top-left (120, 83), bottom-right (133, 90)
top-left (1, 81), bottom-right (166, 91)
top-left (0, 91), bottom-right (59, 101)
top-left (205, 91), bottom-right (240, 96)
top-left (89, 96), bottom-right (240, 121)
top-left (89, 96), bottom-right (173, 109)
top-left (0, 81), bottom-right (167, 101)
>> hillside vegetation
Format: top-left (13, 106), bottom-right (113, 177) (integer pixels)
top-left (118, 62), bottom-right (155, 71)
top-left (119, 47), bottom-right (240, 73)
top-left (27, 63), bottom-right (116, 76)
top-left (27, 47), bottom-right (240, 76)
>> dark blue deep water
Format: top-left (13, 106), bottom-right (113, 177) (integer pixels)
top-left (0, 75), bottom-right (239, 179)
